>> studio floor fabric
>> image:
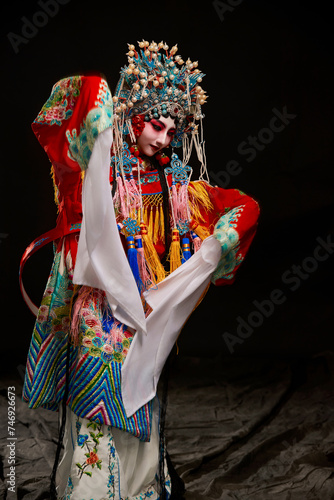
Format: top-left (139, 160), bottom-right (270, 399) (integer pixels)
top-left (1, 353), bottom-right (334, 499)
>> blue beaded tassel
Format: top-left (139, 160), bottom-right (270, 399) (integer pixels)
top-left (127, 235), bottom-right (142, 292)
top-left (181, 237), bottom-right (192, 263)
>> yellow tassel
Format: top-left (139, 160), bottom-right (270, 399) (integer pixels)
top-left (143, 206), bottom-right (148, 230)
top-left (159, 204), bottom-right (164, 243)
top-left (190, 220), bottom-right (211, 241)
top-left (168, 228), bottom-right (182, 273)
top-left (50, 165), bottom-right (60, 213)
top-left (188, 181), bottom-right (214, 224)
top-left (188, 197), bottom-right (204, 224)
top-left (153, 207), bottom-right (160, 244)
top-left (148, 208), bottom-right (154, 242)
top-left (140, 222), bottom-right (166, 284)
top-left (188, 181), bottom-right (214, 210)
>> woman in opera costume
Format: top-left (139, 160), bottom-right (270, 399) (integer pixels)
top-left (20, 40), bottom-right (260, 499)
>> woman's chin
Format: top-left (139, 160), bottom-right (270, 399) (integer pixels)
top-left (142, 147), bottom-right (158, 157)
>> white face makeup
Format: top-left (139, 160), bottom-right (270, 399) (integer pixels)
top-left (136, 115), bottom-right (176, 156)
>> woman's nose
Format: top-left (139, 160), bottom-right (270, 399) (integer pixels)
top-left (156, 131), bottom-right (168, 146)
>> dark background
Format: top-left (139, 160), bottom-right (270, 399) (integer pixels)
top-left (1, 0), bottom-right (333, 379)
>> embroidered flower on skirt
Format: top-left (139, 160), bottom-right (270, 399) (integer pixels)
top-left (59, 408), bottom-right (172, 499)
top-left (77, 287), bottom-right (135, 364)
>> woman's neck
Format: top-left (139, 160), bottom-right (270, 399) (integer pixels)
top-left (141, 156), bottom-right (156, 171)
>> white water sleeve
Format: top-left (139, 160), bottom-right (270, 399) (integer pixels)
top-left (72, 127), bottom-right (146, 334)
top-left (121, 235), bottom-right (221, 417)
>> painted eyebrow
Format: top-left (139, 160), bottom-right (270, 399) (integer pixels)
top-left (151, 119), bottom-right (165, 128)
top-left (151, 119), bottom-right (176, 131)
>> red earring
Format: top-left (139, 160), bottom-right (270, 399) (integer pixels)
top-left (155, 152), bottom-right (170, 166)
top-left (129, 144), bottom-right (141, 157)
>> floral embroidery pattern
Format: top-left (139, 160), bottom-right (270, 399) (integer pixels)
top-left (107, 430), bottom-right (118, 498)
top-left (77, 433), bottom-right (89, 447)
top-left (78, 289), bottom-right (134, 364)
top-left (63, 476), bottom-right (74, 499)
top-left (36, 251), bottom-right (73, 340)
top-left (76, 421), bottom-right (103, 478)
top-left (66, 81), bottom-right (113, 170)
top-left (95, 79), bottom-right (112, 108)
top-left (34, 76), bottom-right (82, 126)
top-left (137, 174), bottom-right (160, 185)
top-left (212, 206), bottom-right (245, 282)
top-left (62, 415), bottom-right (171, 499)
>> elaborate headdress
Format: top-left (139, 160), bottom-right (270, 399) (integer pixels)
top-left (112, 40), bottom-right (208, 173)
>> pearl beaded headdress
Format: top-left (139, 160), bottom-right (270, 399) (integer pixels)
top-left (112, 40), bottom-right (208, 159)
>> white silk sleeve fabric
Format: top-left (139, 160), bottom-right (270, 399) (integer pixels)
top-left (121, 236), bottom-right (221, 417)
top-left (72, 128), bottom-right (147, 334)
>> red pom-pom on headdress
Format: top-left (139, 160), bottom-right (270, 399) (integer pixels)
top-left (131, 115), bottom-right (145, 138)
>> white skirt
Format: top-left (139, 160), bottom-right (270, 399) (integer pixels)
top-left (56, 399), bottom-right (171, 500)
